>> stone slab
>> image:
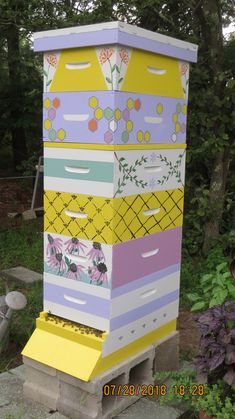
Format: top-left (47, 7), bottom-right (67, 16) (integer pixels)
top-left (22, 209), bottom-right (37, 220)
top-left (0, 266), bottom-right (42, 284)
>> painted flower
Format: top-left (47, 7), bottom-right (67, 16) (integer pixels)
top-left (47, 252), bottom-right (66, 273)
top-left (99, 48), bottom-right (114, 64)
top-left (119, 48), bottom-right (129, 65)
top-left (88, 263), bottom-right (108, 286)
top-left (180, 63), bottom-right (188, 75)
top-left (149, 152), bottom-right (158, 164)
top-left (46, 234), bottom-right (63, 256)
top-left (67, 263), bottom-right (85, 280)
top-left (64, 237), bottom-right (87, 254)
top-left (149, 178), bottom-right (157, 190)
top-left (46, 54), bottom-right (57, 67)
top-left (87, 242), bottom-right (105, 262)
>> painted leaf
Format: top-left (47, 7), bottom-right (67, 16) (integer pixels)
top-left (46, 79), bottom-right (52, 86)
top-left (106, 77), bottom-right (112, 84)
top-left (111, 64), bottom-right (116, 73)
top-left (118, 77), bottom-right (124, 83)
top-left (115, 65), bottom-right (120, 73)
top-left (65, 256), bottom-right (71, 268)
top-left (43, 70), bottom-right (48, 77)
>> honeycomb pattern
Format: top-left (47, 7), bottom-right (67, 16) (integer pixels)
top-left (88, 96), bottom-right (141, 144)
top-left (44, 188), bottom-right (184, 244)
top-left (44, 97), bottom-right (66, 141)
top-left (171, 103), bottom-right (187, 142)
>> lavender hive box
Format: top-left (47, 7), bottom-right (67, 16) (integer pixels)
top-left (43, 228), bottom-right (182, 332)
top-left (43, 92), bottom-right (188, 145)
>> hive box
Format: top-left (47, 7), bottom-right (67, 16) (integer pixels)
top-left (22, 22), bottom-right (197, 381)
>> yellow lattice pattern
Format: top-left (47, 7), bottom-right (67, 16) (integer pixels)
top-left (44, 188), bottom-right (184, 244)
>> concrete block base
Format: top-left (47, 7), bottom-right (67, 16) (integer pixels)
top-left (23, 332), bottom-right (179, 419)
top-left (153, 331), bottom-right (179, 374)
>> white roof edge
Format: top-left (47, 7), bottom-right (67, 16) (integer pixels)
top-left (34, 21), bottom-right (198, 52)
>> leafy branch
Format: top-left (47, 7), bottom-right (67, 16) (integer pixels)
top-left (156, 150), bottom-right (185, 186)
top-left (114, 152), bottom-right (148, 196)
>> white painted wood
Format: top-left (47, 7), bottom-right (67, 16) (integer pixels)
top-left (35, 21), bottom-right (198, 53)
top-left (103, 300), bottom-right (179, 356)
top-left (44, 272), bottom-right (111, 299)
top-left (111, 271), bottom-right (180, 317)
top-left (44, 176), bottom-right (114, 197)
top-left (44, 147), bottom-right (114, 162)
top-left (44, 300), bottom-right (109, 330)
top-left (113, 148), bottom-right (186, 197)
top-left (44, 148), bottom-right (185, 197)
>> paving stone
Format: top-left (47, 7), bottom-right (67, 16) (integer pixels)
top-left (0, 266), bottom-right (42, 284)
top-left (114, 398), bottom-right (181, 418)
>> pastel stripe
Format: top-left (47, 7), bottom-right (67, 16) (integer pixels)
top-left (112, 227), bottom-right (182, 287)
top-left (111, 263), bottom-right (180, 297)
top-left (34, 28), bottom-right (197, 62)
top-left (44, 176), bottom-right (114, 197)
top-left (44, 282), bottom-right (110, 317)
top-left (44, 147), bottom-right (114, 161)
top-left (110, 289), bottom-right (179, 331)
top-left (44, 284), bottom-right (179, 331)
top-left (44, 158), bottom-right (113, 182)
top-left (43, 142), bottom-right (187, 150)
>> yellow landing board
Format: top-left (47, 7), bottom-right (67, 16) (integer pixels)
top-left (22, 313), bottom-right (176, 381)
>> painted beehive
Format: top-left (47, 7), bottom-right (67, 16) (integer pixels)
top-left (22, 22), bottom-right (197, 380)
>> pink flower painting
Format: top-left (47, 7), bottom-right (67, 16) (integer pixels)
top-left (86, 242), bottom-right (105, 262)
top-left (47, 252), bottom-right (66, 274)
top-left (119, 48), bottom-right (129, 65)
top-left (46, 234), bottom-right (63, 256)
top-left (67, 263), bottom-right (85, 280)
top-left (88, 263), bottom-right (108, 286)
top-left (64, 237), bottom-right (87, 254)
top-left (99, 48), bottom-right (114, 64)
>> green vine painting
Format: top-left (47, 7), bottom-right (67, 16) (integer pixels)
top-left (156, 150), bottom-right (185, 187)
top-left (114, 152), bottom-right (148, 196)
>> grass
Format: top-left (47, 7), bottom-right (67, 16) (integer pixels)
top-left (0, 218), bottom-right (43, 274)
top-left (0, 218), bottom-right (43, 372)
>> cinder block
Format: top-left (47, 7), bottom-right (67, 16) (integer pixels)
top-left (23, 356), bottom-right (59, 410)
top-left (23, 345), bottom-right (156, 418)
top-left (153, 331), bottom-right (179, 373)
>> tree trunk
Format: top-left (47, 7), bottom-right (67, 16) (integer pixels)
top-left (196, 0), bottom-right (229, 254)
top-left (202, 147), bottom-right (231, 254)
top-left (6, 21), bottom-right (27, 169)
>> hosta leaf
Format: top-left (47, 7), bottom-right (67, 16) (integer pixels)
top-left (187, 293), bottom-right (200, 302)
top-left (201, 274), bottom-right (213, 283)
top-left (191, 301), bottom-right (206, 311)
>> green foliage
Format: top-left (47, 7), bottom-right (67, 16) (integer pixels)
top-left (180, 238), bottom-right (231, 308)
top-left (187, 262), bottom-right (235, 311)
top-left (154, 369), bottom-right (197, 405)
top-left (192, 381), bottom-right (235, 419)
